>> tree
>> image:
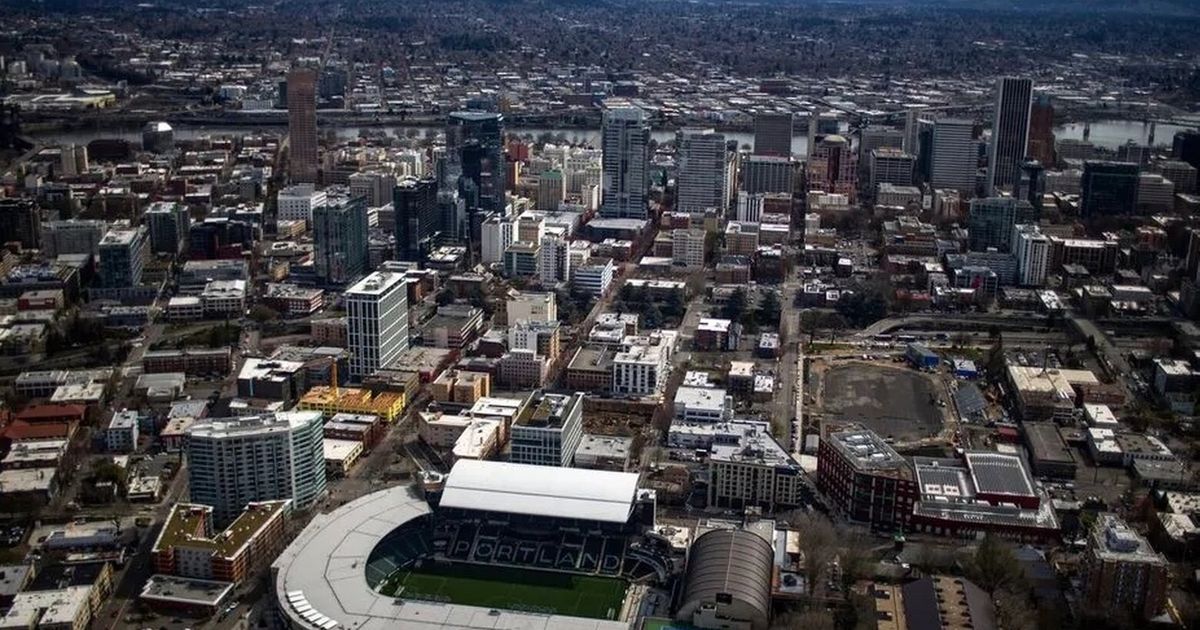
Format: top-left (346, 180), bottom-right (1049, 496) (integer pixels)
top-left (722, 287), bottom-right (748, 321)
top-left (248, 304), bottom-right (280, 324)
top-left (757, 289), bottom-right (782, 328)
top-left (966, 535), bottom-right (1024, 594)
top-left (836, 286), bottom-right (889, 328)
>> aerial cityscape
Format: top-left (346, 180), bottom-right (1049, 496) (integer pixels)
top-left (0, 0), bottom-right (1199, 629)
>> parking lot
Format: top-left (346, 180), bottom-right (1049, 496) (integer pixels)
top-left (819, 363), bottom-right (947, 442)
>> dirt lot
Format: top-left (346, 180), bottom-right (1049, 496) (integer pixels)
top-left (819, 362), bottom-right (947, 442)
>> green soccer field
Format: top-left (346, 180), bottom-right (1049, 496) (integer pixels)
top-left (378, 562), bottom-right (628, 619)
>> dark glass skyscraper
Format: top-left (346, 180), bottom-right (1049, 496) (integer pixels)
top-left (1175, 130), bottom-right (1200, 170)
top-left (312, 195), bottom-right (369, 286)
top-left (445, 111), bottom-right (506, 215)
top-left (987, 77), bottom-right (1033, 194)
top-left (1081, 161), bottom-right (1140, 217)
top-left (394, 177), bottom-right (439, 261)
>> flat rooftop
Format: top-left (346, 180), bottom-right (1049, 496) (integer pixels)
top-left (154, 501), bottom-right (289, 559)
top-left (827, 427), bottom-right (909, 472)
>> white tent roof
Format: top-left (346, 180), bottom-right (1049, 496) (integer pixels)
top-left (440, 460), bottom-right (640, 524)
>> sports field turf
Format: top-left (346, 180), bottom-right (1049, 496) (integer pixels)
top-left (378, 562), bottom-right (627, 619)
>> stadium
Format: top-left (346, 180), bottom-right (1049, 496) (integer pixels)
top-left (272, 460), bottom-right (677, 630)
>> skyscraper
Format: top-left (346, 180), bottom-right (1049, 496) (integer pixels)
top-left (930, 118), bottom-right (977, 193)
top-left (185, 411), bottom-right (326, 526)
top-left (600, 107), bottom-right (651, 219)
top-left (1081, 161), bottom-right (1140, 217)
top-left (345, 271), bottom-right (409, 382)
top-left (445, 111), bottom-right (506, 219)
top-left (987, 77), bottom-right (1034, 194)
top-left (312, 194), bottom-right (369, 286)
top-left (393, 176), bottom-right (439, 261)
top-left (675, 128), bottom-right (728, 214)
top-left (286, 67), bottom-right (318, 184)
top-left (1027, 94), bottom-right (1056, 167)
top-left (1014, 159), bottom-right (1046, 214)
top-left (1013, 224), bottom-right (1051, 287)
top-left (752, 112), bottom-right (793, 157)
top-left (807, 135), bottom-right (858, 202)
top-left (0, 198), bottom-right (41, 250)
top-left (741, 156), bottom-right (793, 195)
top-left (1173, 130), bottom-right (1200, 170)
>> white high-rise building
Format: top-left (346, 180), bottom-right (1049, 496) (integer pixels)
top-left (672, 228), bottom-right (706, 268)
top-left (676, 128), bottom-right (727, 214)
top-left (1013, 223), bottom-right (1050, 287)
top-left (480, 213), bottom-right (515, 264)
top-left (613, 342), bottom-right (670, 396)
top-left (931, 118), bottom-right (977, 193)
top-left (277, 184), bottom-right (327, 223)
top-left (185, 411), bottom-right (326, 525)
top-left (600, 107), bottom-right (650, 219)
top-left (345, 271), bottom-right (409, 382)
top-left (537, 231), bottom-right (571, 285)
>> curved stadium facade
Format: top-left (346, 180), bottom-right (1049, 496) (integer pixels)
top-left (272, 461), bottom-right (672, 630)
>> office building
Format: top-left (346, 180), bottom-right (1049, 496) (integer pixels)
top-left (506, 291), bottom-right (556, 324)
top-left (807, 111), bottom-right (841, 158)
top-left (930, 118), bottom-right (977, 193)
top-left (393, 176), bottom-right (438, 261)
top-left (968, 197), bottom-right (1036, 252)
top-left (1174, 129), bottom-right (1200, 169)
top-left (312, 194), bottom-right (369, 286)
top-left (1014, 159), bottom-right (1046, 213)
top-left (276, 184), bottom-right (326, 223)
top-left (807, 135), bottom-right (857, 201)
top-left (600, 107), bottom-right (650, 219)
top-left (672, 228), bottom-right (706, 268)
top-left (0, 198), bottom-right (41, 250)
top-left (1028, 94), bottom-right (1056, 166)
top-left (41, 219), bottom-right (105, 257)
top-left (1137, 173), bottom-right (1174, 211)
top-left (1157, 160), bottom-right (1197, 194)
top-left (752, 112), bottom-right (792, 157)
top-left (1081, 161), bottom-right (1140, 217)
top-left (741, 155), bottom-right (793, 195)
top-left (859, 126), bottom-right (904, 163)
top-left (145, 201), bottom-right (190, 255)
top-left (348, 171), bottom-right (397, 208)
top-left (185, 411), bottom-right (326, 525)
top-left (1080, 514), bottom-right (1168, 621)
top-left (536, 169), bottom-right (565, 211)
top-left (510, 392), bottom-right (584, 467)
top-left (445, 111), bottom-right (506, 216)
top-left (98, 227), bottom-right (147, 288)
top-left (1013, 224), bottom-right (1051, 287)
top-left (573, 257), bottom-right (615, 297)
top-left (676, 128), bottom-right (727, 214)
top-left (869, 148), bottom-right (915, 191)
top-left (286, 67), bottom-right (318, 184)
top-left (345, 271), bottom-right (409, 382)
top-left (987, 77), bottom-right (1033, 193)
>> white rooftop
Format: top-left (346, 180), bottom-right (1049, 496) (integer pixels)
top-left (440, 459), bottom-right (640, 524)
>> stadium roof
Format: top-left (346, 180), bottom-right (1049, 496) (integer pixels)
top-left (440, 460), bottom-right (640, 524)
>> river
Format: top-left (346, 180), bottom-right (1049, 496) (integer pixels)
top-left (26, 119), bottom-right (1197, 153)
